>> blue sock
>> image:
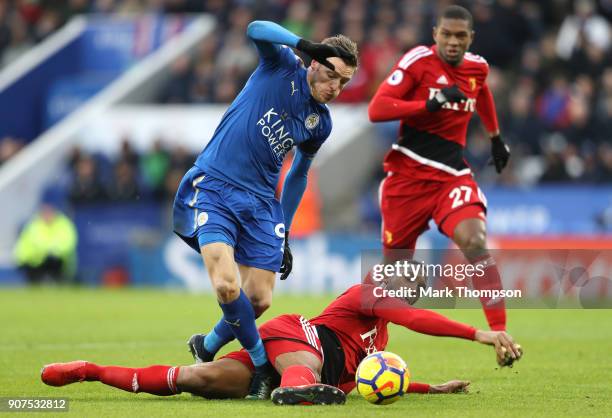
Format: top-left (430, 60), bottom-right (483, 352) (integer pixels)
top-left (203, 319), bottom-right (235, 354)
top-left (247, 339), bottom-right (267, 369)
top-left (219, 289), bottom-right (268, 367)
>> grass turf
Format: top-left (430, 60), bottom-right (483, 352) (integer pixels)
top-left (1, 287), bottom-right (611, 417)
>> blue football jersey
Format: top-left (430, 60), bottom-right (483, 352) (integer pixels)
top-left (194, 46), bottom-right (332, 198)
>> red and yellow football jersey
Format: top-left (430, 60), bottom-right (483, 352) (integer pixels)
top-left (310, 284), bottom-right (477, 394)
top-left (369, 45), bottom-right (499, 181)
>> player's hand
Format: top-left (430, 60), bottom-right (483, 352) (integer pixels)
top-left (279, 231), bottom-right (293, 280)
top-left (474, 330), bottom-right (523, 367)
top-left (490, 135), bottom-right (511, 174)
top-left (426, 85), bottom-right (467, 112)
top-left (429, 380), bottom-right (470, 394)
top-left (441, 85), bottom-right (467, 103)
top-left (498, 343), bottom-right (523, 368)
top-left (296, 39), bottom-right (347, 71)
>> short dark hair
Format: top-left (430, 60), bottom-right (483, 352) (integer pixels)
top-left (438, 5), bottom-right (474, 30)
top-left (322, 34), bottom-right (359, 67)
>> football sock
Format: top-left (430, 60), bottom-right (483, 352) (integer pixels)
top-left (280, 365), bottom-right (317, 387)
top-left (85, 364), bottom-right (180, 395)
top-left (219, 289), bottom-right (268, 367)
top-left (249, 340), bottom-right (268, 369)
top-left (471, 256), bottom-right (507, 331)
top-left (203, 319), bottom-right (235, 354)
top-left (407, 382), bottom-right (430, 393)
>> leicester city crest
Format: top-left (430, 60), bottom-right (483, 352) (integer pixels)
top-left (305, 113), bottom-right (320, 130)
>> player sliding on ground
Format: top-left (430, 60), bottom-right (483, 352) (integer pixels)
top-left (368, 5), bottom-right (511, 331)
top-left (42, 273), bottom-right (522, 405)
top-left (171, 20), bottom-right (357, 398)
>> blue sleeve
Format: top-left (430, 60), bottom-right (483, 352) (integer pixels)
top-left (280, 148), bottom-right (314, 232)
top-left (246, 21), bottom-right (300, 60)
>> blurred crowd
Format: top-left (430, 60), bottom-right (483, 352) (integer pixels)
top-left (1, 0), bottom-right (611, 188)
top-left (64, 137), bottom-right (324, 237)
top-left (66, 139), bottom-right (196, 205)
top-left (2, 1), bottom-right (610, 285)
top-left (156, 0), bottom-right (612, 187)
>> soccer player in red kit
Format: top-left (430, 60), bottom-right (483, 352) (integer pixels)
top-left (41, 274), bottom-right (521, 405)
top-left (367, 5), bottom-right (511, 331)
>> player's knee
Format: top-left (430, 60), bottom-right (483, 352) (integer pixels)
top-left (458, 231), bottom-right (487, 251)
top-left (245, 287), bottom-right (273, 317)
top-left (213, 280), bottom-right (240, 302)
top-left (250, 296), bottom-right (271, 318)
top-left (179, 365), bottom-right (222, 395)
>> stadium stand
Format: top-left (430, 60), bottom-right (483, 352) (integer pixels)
top-left (0, 0), bottom-right (610, 188)
top-left (0, 1), bottom-right (610, 286)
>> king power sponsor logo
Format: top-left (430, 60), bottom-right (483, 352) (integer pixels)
top-left (257, 107), bottom-right (295, 160)
top-left (428, 88), bottom-right (476, 112)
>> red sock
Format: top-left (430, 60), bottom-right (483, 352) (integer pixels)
top-left (280, 365), bottom-right (317, 387)
top-left (86, 364), bottom-right (180, 395)
top-left (407, 382), bottom-right (430, 393)
top-left (471, 256), bottom-right (506, 331)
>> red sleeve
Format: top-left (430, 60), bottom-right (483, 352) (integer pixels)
top-left (368, 66), bottom-right (428, 122)
top-left (408, 382), bottom-right (431, 394)
top-left (339, 379), bottom-right (430, 394)
top-left (371, 297), bottom-right (477, 340)
top-left (476, 83), bottom-right (499, 133)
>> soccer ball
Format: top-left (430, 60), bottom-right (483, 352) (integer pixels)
top-left (355, 351), bottom-right (410, 405)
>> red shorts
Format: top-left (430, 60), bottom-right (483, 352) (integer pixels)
top-left (220, 314), bottom-right (323, 371)
top-left (379, 172), bottom-right (487, 251)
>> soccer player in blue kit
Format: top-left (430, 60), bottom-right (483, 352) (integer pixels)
top-left (172, 20), bottom-right (358, 399)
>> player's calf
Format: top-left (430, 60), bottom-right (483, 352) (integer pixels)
top-left (176, 364), bottom-right (225, 396)
top-left (452, 218), bottom-right (507, 331)
top-left (41, 362), bottom-right (180, 396)
top-left (178, 359), bottom-right (255, 399)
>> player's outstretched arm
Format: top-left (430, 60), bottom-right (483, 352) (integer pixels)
top-left (280, 148), bottom-right (312, 233)
top-left (370, 299), bottom-right (522, 366)
top-left (278, 148), bottom-right (313, 280)
top-left (247, 20), bottom-right (347, 70)
top-left (405, 380), bottom-right (470, 394)
top-left (247, 20), bottom-right (300, 59)
top-left (427, 380), bottom-right (470, 394)
top-left (371, 299), bottom-right (478, 340)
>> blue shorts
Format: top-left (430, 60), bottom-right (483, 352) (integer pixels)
top-left (173, 166), bottom-right (285, 272)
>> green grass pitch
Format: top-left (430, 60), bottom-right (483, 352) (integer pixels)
top-left (1, 287), bottom-right (611, 417)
